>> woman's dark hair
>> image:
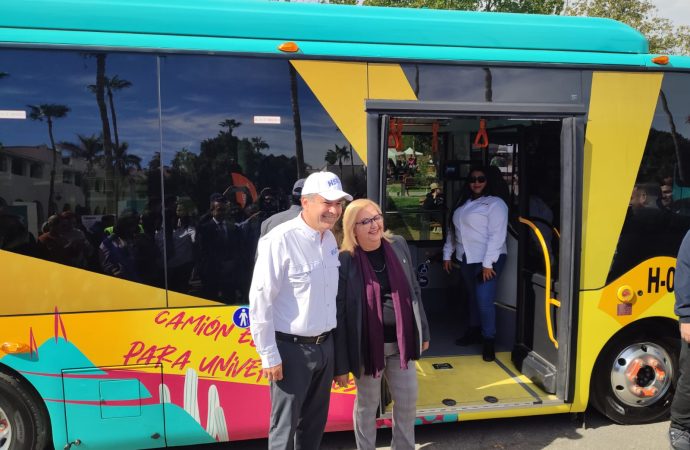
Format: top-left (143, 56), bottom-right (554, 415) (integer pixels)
top-left (453, 166), bottom-right (496, 208)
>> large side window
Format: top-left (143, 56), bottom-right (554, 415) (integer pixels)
top-left (160, 55), bottom-right (362, 304)
top-left (0, 50), bottom-right (164, 303)
top-left (608, 73), bottom-right (690, 281)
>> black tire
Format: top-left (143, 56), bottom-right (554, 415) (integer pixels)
top-left (0, 371), bottom-right (50, 450)
top-left (590, 329), bottom-right (679, 425)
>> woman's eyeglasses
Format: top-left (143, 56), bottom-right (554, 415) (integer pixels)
top-left (355, 214), bottom-right (383, 226)
top-left (468, 176), bottom-right (487, 183)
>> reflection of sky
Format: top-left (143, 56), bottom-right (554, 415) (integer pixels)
top-left (0, 50), bottom-right (359, 168)
top-left (0, 50), bottom-right (159, 158)
top-left (402, 64), bottom-right (582, 104)
top-left (160, 55), bottom-right (357, 167)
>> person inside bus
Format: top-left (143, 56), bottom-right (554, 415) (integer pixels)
top-left (0, 208), bottom-right (39, 258)
top-left (194, 193), bottom-right (242, 303)
top-left (260, 178), bottom-right (305, 238)
top-left (442, 167), bottom-right (508, 362)
top-left (334, 198), bottom-right (429, 450)
top-left (156, 199), bottom-right (197, 293)
top-left (99, 211), bottom-right (158, 284)
top-left (57, 210), bottom-right (93, 269)
top-left (422, 182), bottom-right (444, 210)
top-left (658, 181), bottom-right (677, 213)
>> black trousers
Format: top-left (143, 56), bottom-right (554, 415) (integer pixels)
top-left (268, 336), bottom-right (334, 450)
top-left (672, 340), bottom-right (690, 429)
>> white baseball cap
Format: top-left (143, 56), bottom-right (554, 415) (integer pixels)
top-left (301, 171), bottom-right (353, 202)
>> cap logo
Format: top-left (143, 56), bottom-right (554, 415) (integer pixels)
top-left (327, 178), bottom-right (339, 187)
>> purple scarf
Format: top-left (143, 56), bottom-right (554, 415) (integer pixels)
top-left (355, 239), bottom-right (415, 377)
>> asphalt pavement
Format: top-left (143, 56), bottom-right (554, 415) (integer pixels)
top-left (186, 408), bottom-right (670, 449)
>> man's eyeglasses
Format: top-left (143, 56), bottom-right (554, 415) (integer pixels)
top-left (468, 176), bottom-right (487, 183)
top-left (356, 214), bottom-right (383, 226)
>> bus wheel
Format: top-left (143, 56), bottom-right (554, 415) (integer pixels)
top-left (591, 334), bottom-right (679, 424)
top-left (0, 371), bottom-right (50, 450)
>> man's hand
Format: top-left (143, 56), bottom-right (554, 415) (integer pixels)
top-left (263, 363), bottom-right (283, 382)
top-left (333, 374), bottom-right (350, 388)
top-left (422, 341), bottom-right (430, 352)
top-left (443, 260), bottom-right (453, 274)
top-left (681, 323), bottom-right (690, 343)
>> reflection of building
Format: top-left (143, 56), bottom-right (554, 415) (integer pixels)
top-left (0, 145), bottom-right (86, 224)
top-left (0, 144), bottom-right (153, 229)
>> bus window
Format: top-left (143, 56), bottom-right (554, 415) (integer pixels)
top-left (0, 49), bottom-right (165, 313)
top-left (608, 73), bottom-right (690, 282)
top-left (384, 118), bottom-right (447, 242)
top-left (159, 55), bottom-right (364, 304)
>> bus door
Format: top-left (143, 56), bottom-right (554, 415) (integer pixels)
top-left (512, 117), bottom-right (582, 400)
top-left (371, 110), bottom-right (582, 414)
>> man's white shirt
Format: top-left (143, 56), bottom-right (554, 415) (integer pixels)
top-left (249, 214), bottom-right (340, 368)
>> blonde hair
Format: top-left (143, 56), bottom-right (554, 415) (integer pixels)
top-left (340, 198), bottom-right (393, 255)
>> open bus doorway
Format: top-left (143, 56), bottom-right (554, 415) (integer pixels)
top-left (378, 114), bottom-right (580, 414)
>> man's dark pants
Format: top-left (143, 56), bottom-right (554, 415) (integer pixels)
top-left (672, 340), bottom-right (690, 435)
top-left (268, 336), bottom-right (334, 450)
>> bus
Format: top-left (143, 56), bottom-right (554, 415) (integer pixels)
top-left (1, 1), bottom-right (689, 448)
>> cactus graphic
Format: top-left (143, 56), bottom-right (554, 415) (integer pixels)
top-left (205, 384), bottom-right (229, 441)
top-left (183, 368), bottom-right (200, 424)
top-left (210, 405), bottom-right (229, 441)
top-left (158, 383), bottom-right (171, 403)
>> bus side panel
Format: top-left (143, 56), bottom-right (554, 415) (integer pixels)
top-left (571, 256), bottom-right (676, 410)
top-left (0, 307), bottom-right (356, 447)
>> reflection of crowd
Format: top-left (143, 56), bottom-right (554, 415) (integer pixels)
top-left (387, 157), bottom-right (418, 181)
top-left (0, 181), bottom-right (303, 305)
top-left (609, 177), bottom-right (690, 281)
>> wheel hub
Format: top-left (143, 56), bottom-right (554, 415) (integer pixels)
top-left (610, 342), bottom-right (673, 407)
top-left (0, 406), bottom-right (11, 450)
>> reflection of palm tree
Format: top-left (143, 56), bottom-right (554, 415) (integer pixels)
top-left (28, 103), bottom-right (70, 215)
top-left (113, 143), bottom-right (142, 179)
top-left (659, 90), bottom-right (689, 183)
top-left (250, 136), bottom-right (269, 153)
top-left (329, 144), bottom-right (350, 177)
top-left (289, 63), bottom-right (305, 178)
top-left (59, 134), bottom-right (104, 212)
top-left (219, 119), bottom-right (241, 135)
top-left (483, 68), bottom-right (493, 102)
top-left (325, 149), bottom-right (337, 166)
top-left (113, 142), bottom-right (142, 202)
top-left (93, 54), bottom-right (115, 212)
top-left (89, 75), bottom-right (132, 152)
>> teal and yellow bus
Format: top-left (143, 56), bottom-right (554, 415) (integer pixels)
top-left (1, 1), bottom-right (690, 448)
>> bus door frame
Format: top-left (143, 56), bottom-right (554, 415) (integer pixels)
top-left (365, 101), bottom-right (585, 403)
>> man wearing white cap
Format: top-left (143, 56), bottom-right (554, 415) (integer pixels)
top-left (249, 171), bottom-right (352, 450)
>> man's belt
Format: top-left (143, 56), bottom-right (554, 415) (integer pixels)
top-left (275, 330), bottom-right (331, 344)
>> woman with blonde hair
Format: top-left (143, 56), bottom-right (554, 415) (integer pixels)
top-left (333, 198), bottom-right (429, 450)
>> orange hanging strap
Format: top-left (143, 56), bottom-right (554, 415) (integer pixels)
top-left (387, 118), bottom-right (404, 151)
top-left (432, 121), bottom-right (439, 153)
top-left (387, 118), bottom-right (399, 149)
top-left (474, 118), bottom-right (489, 149)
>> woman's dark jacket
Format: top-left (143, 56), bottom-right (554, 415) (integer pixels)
top-left (334, 234), bottom-right (430, 378)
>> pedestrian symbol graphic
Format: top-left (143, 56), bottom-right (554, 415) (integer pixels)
top-left (233, 307), bottom-right (250, 328)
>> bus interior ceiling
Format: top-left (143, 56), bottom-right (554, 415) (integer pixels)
top-left (384, 116), bottom-right (564, 411)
